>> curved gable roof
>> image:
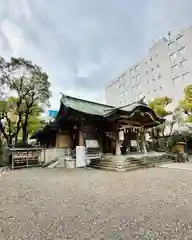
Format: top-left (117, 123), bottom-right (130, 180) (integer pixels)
top-left (58, 94), bottom-right (164, 124)
top-left (60, 94), bottom-right (115, 116)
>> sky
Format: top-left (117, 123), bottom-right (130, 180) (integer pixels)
top-left (0, 0), bottom-right (192, 110)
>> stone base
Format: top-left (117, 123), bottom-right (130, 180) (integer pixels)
top-left (89, 151), bottom-right (176, 171)
top-left (175, 153), bottom-right (188, 163)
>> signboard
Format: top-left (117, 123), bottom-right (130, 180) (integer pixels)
top-left (48, 110), bottom-right (58, 118)
top-left (131, 140), bottom-right (137, 147)
top-left (85, 139), bottom-right (99, 148)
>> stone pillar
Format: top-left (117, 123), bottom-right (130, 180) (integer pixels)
top-left (141, 131), bottom-right (147, 154)
top-left (115, 131), bottom-right (121, 155)
top-left (136, 132), bottom-right (141, 152)
top-left (78, 130), bottom-right (84, 146)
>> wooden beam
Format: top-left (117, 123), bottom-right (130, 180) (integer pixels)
top-left (119, 125), bottom-right (143, 129)
top-left (118, 119), bottom-right (142, 126)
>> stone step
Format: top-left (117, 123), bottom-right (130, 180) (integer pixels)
top-left (90, 159), bottom-right (170, 166)
top-left (89, 162), bottom-right (171, 171)
top-left (42, 158), bottom-right (58, 168)
top-left (89, 163), bottom-right (137, 169)
top-left (88, 164), bottom-right (142, 172)
top-left (89, 152), bottom-right (176, 171)
top-left (90, 160), bottom-right (133, 165)
top-left (89, 159), bottom-right (174, 171)
top-left (90, 159), bottom-right (133, 164)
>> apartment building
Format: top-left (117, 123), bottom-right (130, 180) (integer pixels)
top-left (105, 25), bottom-right (192, 109)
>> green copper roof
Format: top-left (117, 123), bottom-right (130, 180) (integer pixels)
top-left (58, 94), bottom-right (164, 126)
top-left (60, 94), bottom-right (151, 117)
top-left (61, 94), bottom-right (115, 116)
top-left (31, 95), bottom-right (164, 139)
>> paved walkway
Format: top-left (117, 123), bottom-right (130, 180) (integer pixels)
top-left (160, 154), bottom-right (192, 171)
top-left (1, 168), bottom-right (192, 239)
top-left (160, 162), bottom-right (192, 171)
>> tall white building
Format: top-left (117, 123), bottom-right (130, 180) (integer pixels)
top-left (105, 25), bottom-right (192, 109)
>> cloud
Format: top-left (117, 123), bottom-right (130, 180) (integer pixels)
top-left (1, 0), bottom-right (192, 109)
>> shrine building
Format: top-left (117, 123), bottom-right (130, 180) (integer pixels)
top-left (31, 94), bottom-right (164, 163)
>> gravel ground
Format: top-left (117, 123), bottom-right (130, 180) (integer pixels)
top-left (1, 168), bottom-right (192, 239)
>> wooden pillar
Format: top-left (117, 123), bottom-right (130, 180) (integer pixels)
top-left (99, 134), bottom-right (103, 154)
top-left (124, 131), bottom-right (127, 152)
top-left (78, 130), bottom-right (84, 146)
top-left (136, 132), bottom-right (141, 152)
top-left (140, 131), bottom-right (147, 153)
top-left (56, 131), bottom-right (59, 148)
top-left (124, 130), bottom-right (127, 151)
top-left (105, 136), bottom-right (109, 153)
top-left (115, 131), bottom-right (121, 155)
top-left (126, 131), bottom-right (131, 153)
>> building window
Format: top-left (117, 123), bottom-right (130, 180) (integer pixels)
top-left (150, 57), bottom-right (152, 61)
top-left (178, 46), bottom-right (186, 56)
top-left (135, 65), bottom-right (140, 71)
top-left (152, 77), bottom-right (155, 82)
top-left (120, 91), bottom-right (125, 97)
top-left (146, 70), bottom-right (148, 75)
top-left (180, 59), bottom-right (187, 72)
top-left (157, 74), bottom-right (161, 79)
top-left (122, 72), bottom-right (126, 77)
top-left (138, 84), bottom-right (141, 91)
top-left (171, 64), bottom-right (178, 73)
top-left (136, 74), bottom-right (140, 83)
top-left (160, 85), bottom-right (163, 90)
top-left (155, 53), bottom-right (158, 58)
top-left (172, 76), bottom-right (180, 82)
top-left (169, 52), bottom-right (176, 61)
top-left (168, 42), bottom-right (174, 52)
top-left (151, 68), bottom-right (154, 72)
top-left (132, 84), bottom-right (139, 92)
top-left (145, 60), bottom-right (147, 64)
top-left (131, 77), bottom-right (136, 85)
top-left (176, 34), bottom-right (183, 44)
top-left (117, 76), bottom-right (122, 81)
top-left (119, 83), bottom-right (125, 88)
top-left (157, 64), bottom-right (160, 68)
top-left (182, 72), bottom-right (190, 85)
top-left (153, 89), bottom-right (156, 92)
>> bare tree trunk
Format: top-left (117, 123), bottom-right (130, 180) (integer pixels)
top-left (8, 135), bottom-right (12, 147)
top-left (15, 135), bottom-right (18, 146)
top-left (14, 113), bottom-right (22, 146)
top-left (22, 123), bottom-right (28, 145)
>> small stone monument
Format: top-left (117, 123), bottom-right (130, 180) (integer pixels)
top-left (175, 142), bottom-right (188, 162)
